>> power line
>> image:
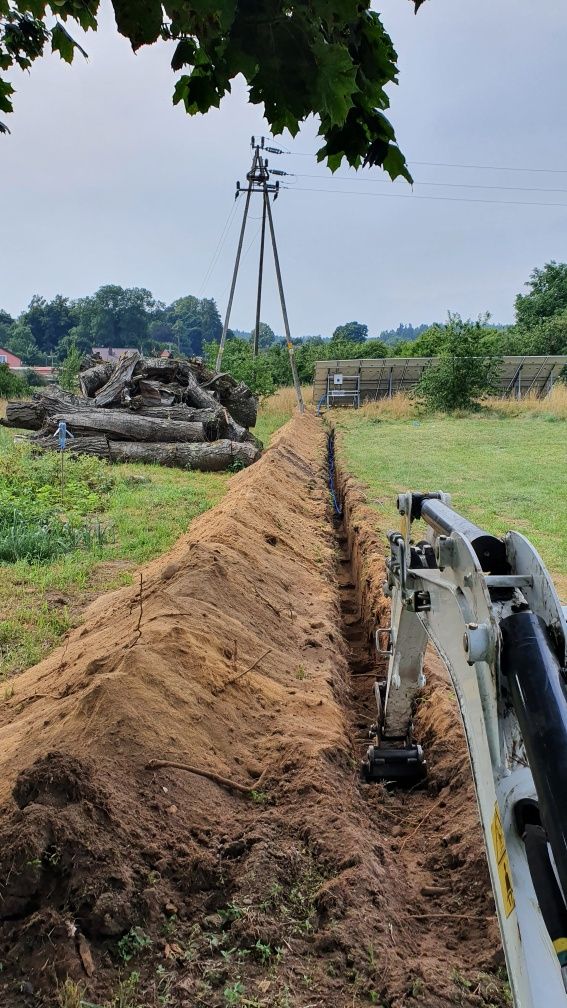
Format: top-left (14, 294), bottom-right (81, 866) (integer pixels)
top-left (281, 148), bottom-right (567, 175)
top-left (292, 171), bottom-right (567, 195)
top-left (282, 184), bottom-right (567, 209)
top-left (198, 199), bottom-right (239, 295)
top-left (411, 160), bottom-right (567, 174)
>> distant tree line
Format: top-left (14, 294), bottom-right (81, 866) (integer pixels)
top-left (2, 262), bottom-right (566, 399)
top-left (0, 286), bottom-right (223, 365)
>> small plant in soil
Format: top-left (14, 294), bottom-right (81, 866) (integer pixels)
top-left (218, 901), bottom-right (247, 924)
top-left (108, 971), bottom-right (141, 1008)
top-left (250, 789), bottom-right (268, 804)
top-left (409, 977), bottom-right (425, 997)
top-left (253, 939), bottom-right (276, 964)
top-left (56, 978), bottom-right (86, 1008)
top-left (223, 980), bottom-right (245, 1004)
top-left (161, 913), bottom-right (178, 937)
top-left (117, 927), bottom-right (152, 963)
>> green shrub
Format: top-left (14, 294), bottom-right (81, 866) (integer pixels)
top-left (0, 364), bottom-right (29, 398)
top-left (0, 509), bottom-right (114, 562)
top-left (0, 443), bottom-right (116, 562)
top-left (416, 314), bottom-right (501, 412)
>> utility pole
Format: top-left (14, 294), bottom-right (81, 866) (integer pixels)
top-left (215, 146), bottom-right (259, 371)
top-left (216, 138), bottom-right (304, 414)
top-left (262, 186), bottom-right (304, 413)
top-left (253, 194), bottom-right (267, 358)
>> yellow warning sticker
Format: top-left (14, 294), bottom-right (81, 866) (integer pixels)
top-left (491, 803), bottom-right (516, 918)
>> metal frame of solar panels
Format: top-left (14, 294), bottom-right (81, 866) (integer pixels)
top-left (312, 355), bottom-right (567, 405)
top-left (325, 371), bottom-right (360, 408)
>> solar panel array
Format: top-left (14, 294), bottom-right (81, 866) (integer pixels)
top-left (312, 355), bottom-right (567, 404)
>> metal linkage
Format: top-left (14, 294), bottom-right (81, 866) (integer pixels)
top-left (365, 491), bottom-right (567, 1007)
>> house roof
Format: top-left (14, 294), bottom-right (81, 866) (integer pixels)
top-left (92, 347), bottom-right (137, 362)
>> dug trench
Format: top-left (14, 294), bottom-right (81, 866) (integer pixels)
top-left (0, 413), bottom-right (509, 1008)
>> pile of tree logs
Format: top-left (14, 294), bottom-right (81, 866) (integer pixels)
top-left (1, 351), bottom-right (262, 472)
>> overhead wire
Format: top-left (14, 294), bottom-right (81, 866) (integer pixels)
top-left (218, 223), bottom-right (263, 309)
top-left (291, 172), bottom-right (567, 195)
top-left (198, 199), bottom-right (240, 296)
top-left (281, 183), bottom-right (567, 209)
top-left (280, 148), bottom-right (567, 175)
top-left (410, 160), bottom-right (567, 174)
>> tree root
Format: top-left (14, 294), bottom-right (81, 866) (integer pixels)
top-left (146, 759), bottom-right (254, 796)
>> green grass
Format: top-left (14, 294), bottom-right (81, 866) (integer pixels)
top-left (336, 413), bottom-right (567, 591)
top-left (0, 463), bottom-right (229, 677)
top-left (0, 397), bottom-right (290, 678)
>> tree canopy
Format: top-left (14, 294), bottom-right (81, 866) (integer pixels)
top-left (332, 321), bottom-right (368, 343)
top-left (0, 0), bottom-right (422, 176)
top-left (515, 262), bottom-right (567, 331)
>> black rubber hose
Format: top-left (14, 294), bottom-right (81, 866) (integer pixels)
top-left (501, 611), bottom-right (567, 902)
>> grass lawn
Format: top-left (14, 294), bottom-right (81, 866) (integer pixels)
top-left (336, 411), bottom-right (567, 598)
top-left (0, 395), bottom-right (294, 678)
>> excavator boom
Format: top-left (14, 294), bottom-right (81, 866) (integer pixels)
top-left (365, 492), bottom-right (567, 1007)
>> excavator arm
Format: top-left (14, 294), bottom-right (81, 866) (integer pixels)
top-left (364, 492), bottom-right (567, 1008)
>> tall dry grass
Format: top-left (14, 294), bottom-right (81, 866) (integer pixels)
top-left (262, 383), bottom-right (567, 422)
top-left (260, 385), bottom-right (312, 414)
top-left (356, 393), bottom-right (417, 420)
top-left (484, 383), bottom-right (567, 419)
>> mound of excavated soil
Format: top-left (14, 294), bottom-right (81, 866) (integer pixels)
top-left (0, 414), bottom-right (508, 1007)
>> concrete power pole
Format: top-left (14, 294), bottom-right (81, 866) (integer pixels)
top-left (216, 138), bottom-right (304, 414)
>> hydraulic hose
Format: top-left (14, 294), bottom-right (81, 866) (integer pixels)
top-left (500, 611), bottom-right (567, 904)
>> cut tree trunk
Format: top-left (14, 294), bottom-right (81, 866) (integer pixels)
top-left (79, 362), bottom-right (114, 397)
top-left (45, 409), bottom-right (207, 443)
top-left (94, 351), bottom-right (141, 407)
top-left (205, 374), bottom-right (258, 427)
top-left (132, 405), bottom-right (227, 440)
top-left (32, 435), bottom-right (111, 458)
top-left (134, 379), bottom-right (176, 407)
top-left (33, 436), bottom-right (260, 470)
top-left (221, 381), bottom-right (258, 428)
top-left (1, 402), bottom-right (45, 431)
top-left (132, 405), bottom-right (222, 424)
top-left (133, 357), bottom-right (183, 383)
top-left (1, 387), bottom-right (87, 430)
top-left (107, 439), bottom-right (260, 470)
top-left (183, 373), bottom-right (225, 413)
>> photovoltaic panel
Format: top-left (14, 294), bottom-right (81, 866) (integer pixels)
top-left (312, 356), bottom-right (567, 404)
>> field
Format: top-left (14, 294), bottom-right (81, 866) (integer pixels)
top-left (0, 399), bottom-right (289, 679)
top-left (0, 412), bottom-right (512, 1008)
top-left (335, 406), bottom-right (567, 596)
top-left (0, 389), bottom-right (564, 1006)
top-left (1, 388), bottom-right (564, 679)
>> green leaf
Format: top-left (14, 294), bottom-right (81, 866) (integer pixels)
top-left (110, 0), bottom-right (162, 49)
top-left (313, 42), bottom-right (356, 126)
top-left (171, 38), bottom-right (197, 72)
top-left (381, 144), bottom-right (413, 183)
top-left (0, 79), bottom-right (15, 114)
top-left (51, 21), bottom-right (88, 63)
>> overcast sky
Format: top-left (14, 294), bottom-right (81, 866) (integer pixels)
top-left (2, 0), bottom-right (566, 337)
